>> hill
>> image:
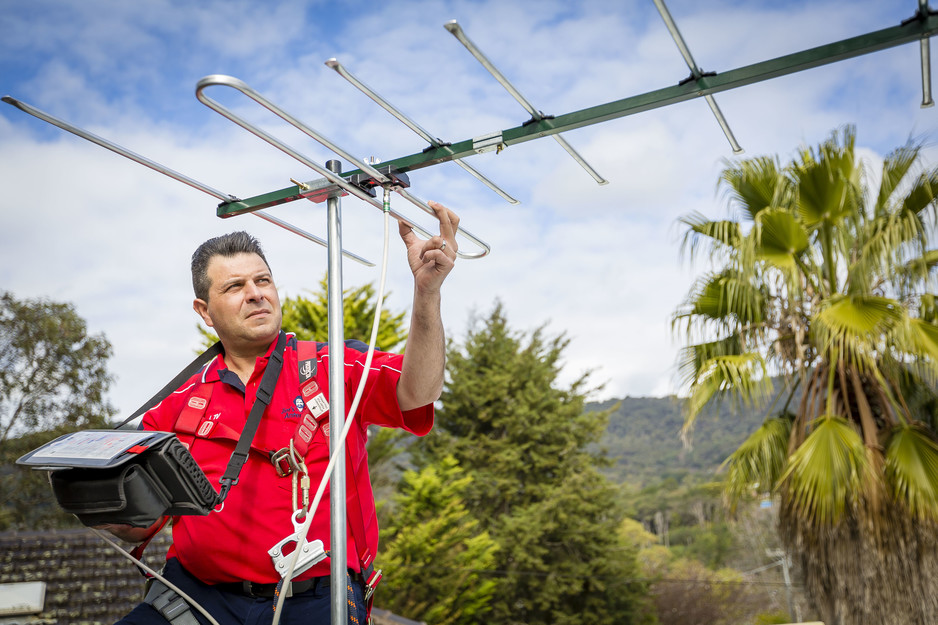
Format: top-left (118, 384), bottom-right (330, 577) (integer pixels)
top-left (591, 395), bottom-right (769, 487)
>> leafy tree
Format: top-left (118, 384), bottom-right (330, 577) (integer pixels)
top-left (0, 291), bottom-right (114, 530)
top-left (416, 303), bottom-right (654, 625)
top-left (378, 455), bottom-right (499, 625)
top-left (0, 291), bottom-right (114, 443)
top-left (281, 276), bottom-right (407, 350)
top-left (1, 426), bottom-right (84, 530)
top-left (637, 544), bottom-right (766, 625)
top-left (673, 126), bottom-right (938, 625)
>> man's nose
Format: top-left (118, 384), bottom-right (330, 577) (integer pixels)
top-left (244, 280), bottom-right (265, 301)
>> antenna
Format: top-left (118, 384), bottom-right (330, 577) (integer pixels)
top-left (4, 8), bottom-right (938, 625)
top-left (195, 75), bottom-right (491, 260)
top-left (325, 58), bottom-right (519, 205)
top-left (444, 20), bottom-right (609, 185)
top-left (0, 95), bottom-right (374, 266)
top-left (653, 0), bottom-right (744, 154)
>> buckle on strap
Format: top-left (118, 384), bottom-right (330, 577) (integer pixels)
top-left (270, 447), bottom-right (297, 477)
top-left (363, 569), bottom-right (382, 602)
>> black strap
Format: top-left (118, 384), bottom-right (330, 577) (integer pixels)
top-left (114, 341), bottom-right (225, 430)
top-left (216, 331), bottom-right (287, 504)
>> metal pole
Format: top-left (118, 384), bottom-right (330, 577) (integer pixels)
top-left (767, 549), bottom-right (797, 621)
top-left (326, 159), bottom-right (348, 625)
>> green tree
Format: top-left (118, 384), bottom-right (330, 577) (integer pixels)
top-left (416, 303), bottom-right (654, 625)
top-left (378, 455), bottom-right (499, 625)
top-left (673, 126), bottom-right (938, 625)
top-left (0, 291), bottom-right (114, 529)
top-left (282, 276), bottom-right (407, 350)
top-left (0, 292), bottom-right (114, 443)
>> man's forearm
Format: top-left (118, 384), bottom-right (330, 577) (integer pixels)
top-left (397, 287), bottom-right (445, 411)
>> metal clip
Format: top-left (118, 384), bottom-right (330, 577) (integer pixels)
top-left (268, 511), bottom-right (328, 579)
top-left (270, 447), bottom-right (296, 477)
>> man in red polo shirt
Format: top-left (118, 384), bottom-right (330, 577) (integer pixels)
top-left (105, 201), bottom-right (460, 625)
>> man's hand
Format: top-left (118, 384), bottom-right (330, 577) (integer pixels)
top-left (398, 201), bottom-right (458, 294)
top-left (396, 201), bottom-right (459, 410)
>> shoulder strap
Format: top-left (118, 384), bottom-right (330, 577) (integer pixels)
top-left (216, 330), bottom-right (287, 504)
top-left (114, 342), bottom-right (224, 430)
top-left (296, 341), bottom-right (379, 587)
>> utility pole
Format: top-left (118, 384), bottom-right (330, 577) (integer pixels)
top-left (766, 549), bottom-right (801, 623)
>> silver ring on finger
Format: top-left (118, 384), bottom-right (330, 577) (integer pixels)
top-left (440, 240), bottom-right (447, 252)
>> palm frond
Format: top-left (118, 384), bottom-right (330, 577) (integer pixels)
top-left (795, 127), bottom-right (860, 228)
top-left (678, 212), bottom-right (742, 264)
top-left (675, 335), bottom-right (745, 392)
top-left (692, 270), bottom-right (766, 327)
top-left (812, 294), bottom-right (905, 370)
top-left (780, 414), bottom-right (869, 526)
top-left (718, 155), bottom-right (790, 221)
top-left (754, 207), bottom-right (810, 270)
top-left (901, 168), bottom-right (938, 224)
top-left (885, 423), bottom-right (938, 522)
top-left (682, 352), bottom-right (771, 435)
top-left (723, 416), bottom-right (792, 507)
top-left (875, 140), bottom-right (922, 216)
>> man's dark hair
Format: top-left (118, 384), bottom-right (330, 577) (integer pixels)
top-left (191, 231), bottom-right (270, 301)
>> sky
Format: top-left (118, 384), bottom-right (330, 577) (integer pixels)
top-left (1, 0), bottom-right (936, 420)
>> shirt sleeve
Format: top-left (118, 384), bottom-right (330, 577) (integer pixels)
top-left (346, 346), bottom-right (434, 436)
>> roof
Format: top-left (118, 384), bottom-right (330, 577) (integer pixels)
top-left (0, 528), bottom-right (423, 625)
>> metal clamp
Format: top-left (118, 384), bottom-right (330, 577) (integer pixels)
top-left (195, 74), bottom-right (491, 259)
top-left (268, 511), bottom-right (328, 579)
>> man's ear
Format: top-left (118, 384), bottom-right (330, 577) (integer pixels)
top-left (193, 299), bottom-right (213, 327)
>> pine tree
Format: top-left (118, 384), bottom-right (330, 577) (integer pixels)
top-left (415, 303), bottom-right (654, 625)
top-left (378, 456), bottom-right (499, 625)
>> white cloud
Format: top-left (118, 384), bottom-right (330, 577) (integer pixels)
top-left (1, 0), bottom-right (935, 418)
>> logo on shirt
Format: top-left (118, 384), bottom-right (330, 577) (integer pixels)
top-left (299, 359), bottom-right (316, 381)
top-left (281, 395), bottom-right (303, 420)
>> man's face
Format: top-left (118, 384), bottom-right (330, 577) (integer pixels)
top-left (193, 252), bottom-right (282, 355)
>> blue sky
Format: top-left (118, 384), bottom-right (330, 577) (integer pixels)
top-left (2, 0), bottom-right (936, 420)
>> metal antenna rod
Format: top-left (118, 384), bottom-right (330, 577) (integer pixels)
top-left (444, 20), bottom-right (609, 185)
top-left (921, 0), bottom-right (935, 107)
top-left (325, 58), bottom-right (519, 204)
top-left (652, 0), bottom-right (745, 154)
top-left (196, 75), bottom-right (490, 259)
top-left (0, 96), bottom-right (374, 266)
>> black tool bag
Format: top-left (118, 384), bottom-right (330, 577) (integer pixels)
top-left (18, 430), bottom-right (218, 527)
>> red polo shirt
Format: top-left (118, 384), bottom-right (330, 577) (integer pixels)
top-left (142, 334), bottom-right (433, 584)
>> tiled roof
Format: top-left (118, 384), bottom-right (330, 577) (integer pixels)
top-left (0, 528), bottom-right (171, 625)
top-left (0, 529), bottom-right (424, 625)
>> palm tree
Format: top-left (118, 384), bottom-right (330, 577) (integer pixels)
top-left (673, 126), bottom-right (938, 625)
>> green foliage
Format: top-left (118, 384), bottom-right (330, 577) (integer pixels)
top-left (0, 291), bottom-right (114, 530)
top-left (378, 456), bottom-right (499, 625)
top-left (0, 291), bottom-right (114, 444)
top-left (281, 275), bottom-right (407, 351)
top-left (414, 303), bottom-right (654, 625)
top-left (673, 126), bottom-right (938, 625)
top-left (0, 426), bottom-right (85, 531)
top-left (637, 544), bottom-right (768, 625)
